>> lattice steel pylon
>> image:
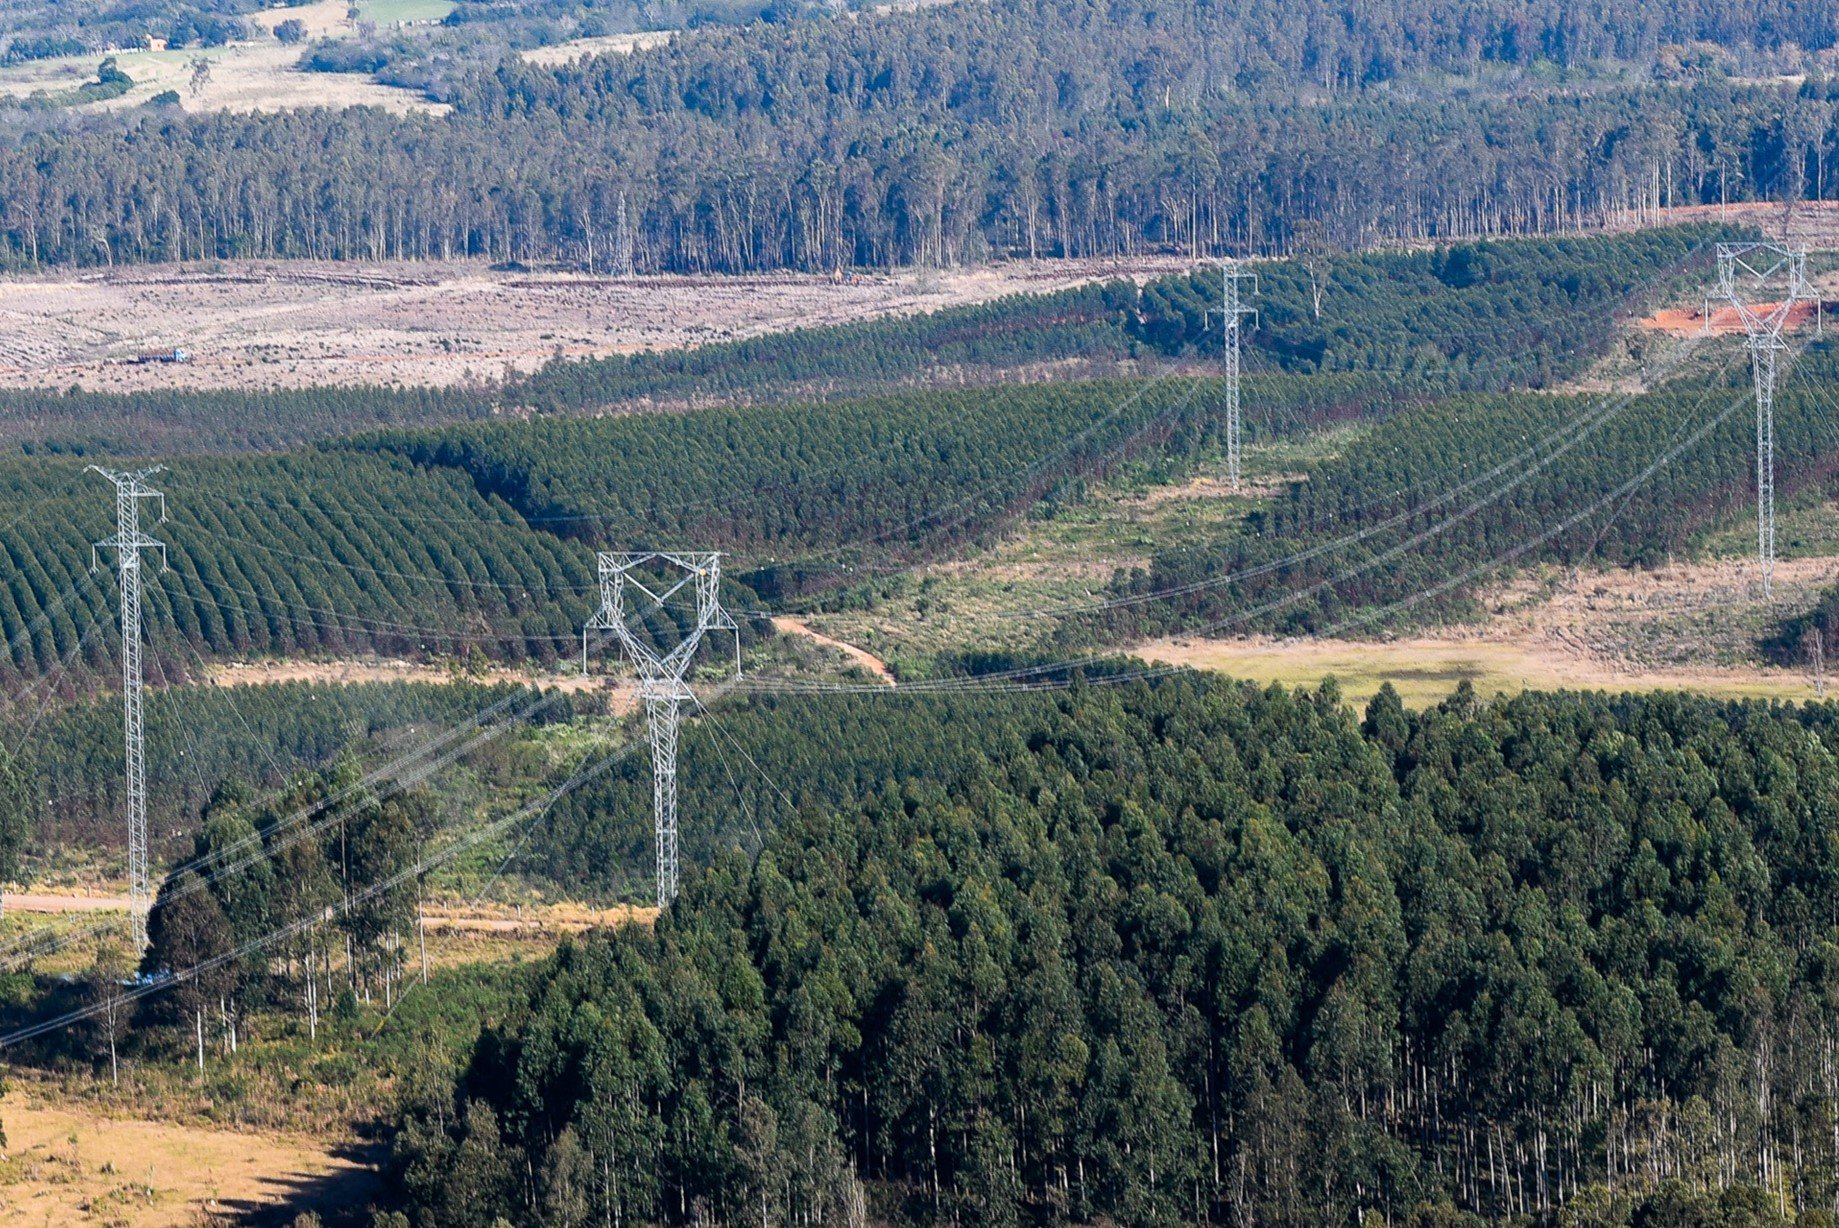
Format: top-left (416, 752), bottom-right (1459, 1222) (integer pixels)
top-left (582, 551), bottom-right (739, 909)
top-left (1207, 259), bottom-right (1259, 491)
top-left (88, 466), bottom-right (167, 946)
top-left (1707, 242), bottom-right (1819, 597)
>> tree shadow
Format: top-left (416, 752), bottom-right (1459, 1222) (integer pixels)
top-left (221, 1139), bottom-right (385, 1227)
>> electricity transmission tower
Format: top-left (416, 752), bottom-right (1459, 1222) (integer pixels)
top-left (583, 551), bottom-right (738, 909)
top-left (1706, 242), bottom-right (1819, 597)
top-left (89, 467), bottom-right (167, 946)
top-left (1207, 259), bottom-right (1259, 491)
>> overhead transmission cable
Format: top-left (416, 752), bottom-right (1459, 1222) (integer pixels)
top-left (0, 722), bottom-right (653, 1049)
top-left (736, 345), bottom-right (1750, 697)
top-left (0, 683), bottom-right (569, 968)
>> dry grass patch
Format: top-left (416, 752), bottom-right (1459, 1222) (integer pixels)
top-left (0, 1087), bottom-right (374, 1226)
top-left (0, 3), bottom-right (442, 116)
top-left (1140, 555), bottom-right (1839, 708)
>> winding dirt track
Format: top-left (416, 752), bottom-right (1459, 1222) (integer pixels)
top-left (772, 616), bottom-right (896, 684)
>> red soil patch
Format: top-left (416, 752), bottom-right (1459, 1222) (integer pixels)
top-left (1640, 299), bottom-right (1823, 337)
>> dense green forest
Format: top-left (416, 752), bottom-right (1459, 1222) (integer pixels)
top-left (383, 675), bottom-right (1839, 1226)
top-left (353, 377), bottom-right (1306, 596)
top-left (0, 0), bottom-right (1826, 271)
top-left (0, 375), bottom-right (1241, 684)
top-left (0, 224), bottom-right (1782, 681)
top-left (0, 452), bottom-right (598, 687)
top-left (511, 227), bottom-right (1723, 410)
top-left (0, 382), bottom-right (495, 457)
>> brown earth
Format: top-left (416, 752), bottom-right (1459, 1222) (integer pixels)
top-left (0, 1088), bottom-right (375, 1226)
top-left (1641, 299), bottom-right (1823, 337)
top-left (0, 256), bottom-right (1190, 394)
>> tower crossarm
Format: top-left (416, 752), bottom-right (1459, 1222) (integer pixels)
top-left (580, 549), bottom-right (741, 908)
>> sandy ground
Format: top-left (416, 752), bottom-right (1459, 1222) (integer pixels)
top-left (772, 617), bottom-right (895, 684)
top-left (1137, 555), bottom-right (1837, 709)
top-left (0, 1089), bottom-right (374, 1226)
top-left (0, 256), bottom-right (1189, 393)
top-left (0, 2), bottom-right (443, 116)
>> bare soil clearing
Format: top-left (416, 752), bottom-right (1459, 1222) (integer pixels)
top-left (1641, 299), bottom-right (1822, 336)
top-left (1595, 199), bottom-right (1839, 248)
top-left (0, 256), bottom-right (1189, 393)
top-left (1138, 555), bottom-right (1837, 708)
top-left (0, 1089), bottom-right (375, 1226)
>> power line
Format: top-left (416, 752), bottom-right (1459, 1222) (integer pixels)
top-left (0, 722), bottom-right (652, 1050)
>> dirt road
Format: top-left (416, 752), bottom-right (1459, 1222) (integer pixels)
top-left (772, 617), bottom-right (896, 684)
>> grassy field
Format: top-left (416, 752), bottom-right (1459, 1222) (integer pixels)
top-left (0, 1), bottom-right (442, 115)
top-left (358, 0), bottom-right (456, 24)
top-left (0, 1085), bottom-right (374, 1226)
top-left (802, 428), bottom-right (1361, 671)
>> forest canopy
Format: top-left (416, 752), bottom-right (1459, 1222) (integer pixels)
top-left (388, 676), bottom-right (1839, 1227)
top-left (0, 0), bottom-right (1829, 272)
